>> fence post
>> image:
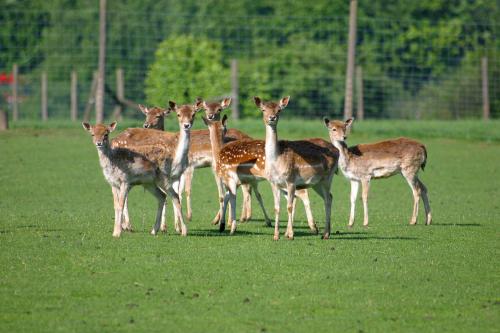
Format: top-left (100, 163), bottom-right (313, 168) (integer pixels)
top-left (482, 56), bottom-right (490, 120)
top-left (0, 108), bottom-right (8, 131)
top-left (231, 59), bottom-right (239, 120)
top-left (12, 64), bottom-right (18, 121)
top-left (71, 70), bottom-right (78, 121)
top-left (356, 65), bottom-right (364, 120)
top-left (41, 71), bottom-right (48, 121)
top-left (343, 0), bottom-right (357, 120)
top-left (95, 0), bottom-right (107, 123)
top-left (83, 71), bottom-right (98, 122)
top-left (113, 68), bottom-right (124, 120)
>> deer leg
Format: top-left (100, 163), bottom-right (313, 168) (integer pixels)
top-left (284, 184), bottom-right (296, 240)
top-left (240, 184), bottom-right (251, 223)
top-left (271, 184), bottom-right (281, 240)
top-left (244, 184), bottom-right (252, 221)
top-left (111, 186), bottom-right (119, 232)
top-left (404, 174), bottom-right (420, 225)
top-left (121, 195), bottom-right (132, 231)
top-left (220, 190), bottom-right (230, 232)
top-left (296, 189), bottom-right (317, 234)
top-left (312, 183), bottom-right (332, 239)
top-left (417, 178), bottom-right (432, 225)
top-left (113, 184), bottom-right (129, 238)
top-left (160, 201), bottom-right (168, 232)
top-left (361, 179), bottom-right (370, 227)
top-left (251, 183), bottom-right (272, 227)
top-left (168, 186), bottom-right (187, 236)
top-left (229, 189), bottom-right (238, 235)
top-left (211, 173), bottom-right (224, 225)
top-left (348, 180), bottom-right (359, 228)
top-left (183, 167), bottom-right (193, 221)
top-left (147, 186), bottom-right (167, 235)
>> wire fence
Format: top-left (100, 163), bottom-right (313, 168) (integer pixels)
top-left (1, 8), bottom-right (498, 121)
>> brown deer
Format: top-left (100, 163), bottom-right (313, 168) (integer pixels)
top-left (202, 106), bottom-right (319, 236)
top-left (83, 99), bottom-right (201, 237)
top-left (256, 96), bottom-right (338, 240)
top-left (323, 117), bottom-right (432, 227)
top-left (82, 121), bottom-right (167, 238)
top-left (139, 101), bottom-right (256, 226)
top-left (114, 100), bottom-right (203, 235)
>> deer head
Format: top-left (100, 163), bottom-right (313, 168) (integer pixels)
top-left (82, 122), bottom-right (117, 148)
top-left (169, 99), bottom-right (203, 131)
top-left (139, 105), bottom-right (169, 129)
top-left (323, 117), bottom-right (354, 143)
top-left (254, 96), bottom-right (290, 127)
top-left (202, 97), bottom-right (232, 121)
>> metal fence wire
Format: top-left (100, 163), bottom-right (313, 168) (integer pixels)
top-left (1, 8), bottom-right (498, 120)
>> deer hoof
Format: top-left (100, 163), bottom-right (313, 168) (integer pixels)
top-left (322, 233), bottom-right (330, 240)
top-left (273, 234), bottom-right (280, 241)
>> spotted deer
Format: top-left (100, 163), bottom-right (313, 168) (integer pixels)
top-left (82, 121), bottom-right (167, 238)
top-left (140, 101), bottom-right (255, 225)
top-left (256, 96), bottom-right (338, 240)
top-left (203, 109), bottom-right (318, 236)
top-left (323, 117), bottom-right (432, 227)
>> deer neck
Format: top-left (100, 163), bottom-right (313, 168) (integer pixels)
top-left (332, 140), bottom-right (350, 171)
top-left (265, 124), bottom-right (279, 171)
top-left (96, 144), bottom-right (114, 174)
top-left (172, 128), bottom-right (190, 176)
top-left (207, 123), bottom-right (224, 171)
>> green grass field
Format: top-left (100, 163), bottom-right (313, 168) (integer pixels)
top-left (0, 119), bottom-right (499, 332)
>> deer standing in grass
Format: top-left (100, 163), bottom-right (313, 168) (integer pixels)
top-left (203, 100), bottom-right (320, 236)
top-left (140, 101), bottom-right (256, 226)
top-left (323, 117), bottom-right (432, 227)
top-left (256, 96), bottom-right (338, 240)
top-left (83, 121), bottom-right (167, 238)
top-left (83, 99), bottom-right (201, 237)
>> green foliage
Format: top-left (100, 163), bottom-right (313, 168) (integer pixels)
top-left (145, 36), bottom-right (230, 106)
top-left (1, 122), bottom-right (499, 331)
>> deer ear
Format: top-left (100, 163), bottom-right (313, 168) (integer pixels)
top-left (345, 118), bottom-right (354, 128)
top-left (162, 108), bottom-right (171, 116)
top-left (279, 96), bottom-right (290, 109)
top-left (138, 104), bottom-right (148, 115)
top-left (254, 96), bottom-right (262, 108)
top-left (202, 101), bottom-right (209, 110)
top-left (323, 117), bottom-right (330, 127)
top-left (222, 114), bottom-right (228, 127)
top-left (108, 122), bottom-right (117, 132)
top-left (82, 122), bottom-right (92, 132)
top-left (168, 101), bottom-right (177, 111)
top-left (221, 97), bottom-right (232, 109)
top-left (194, 98), bottom-right (204, 111)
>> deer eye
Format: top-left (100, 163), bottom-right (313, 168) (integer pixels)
top-left (332, 128), bottom-right (337, 132)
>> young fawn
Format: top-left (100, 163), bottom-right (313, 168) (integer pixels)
top-left (140, 101), bottom-right (255, 225)
top-left (256, 96), bottom-right (338, 240)
top-left (323, 117), bottom-right (432, 227)
top-left (203, 105), bottom-right (320, 236)
top-left (82, 122), bottom-right (167, 238)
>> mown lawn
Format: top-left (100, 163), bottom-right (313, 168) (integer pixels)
top-left (0, 119), bottom-right (499, 332)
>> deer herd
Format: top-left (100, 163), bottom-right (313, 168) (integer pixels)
top-left (83, 96), bottom-right (432, 240)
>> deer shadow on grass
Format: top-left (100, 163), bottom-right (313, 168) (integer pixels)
top-left (430, 223), bottom-right (481, 227)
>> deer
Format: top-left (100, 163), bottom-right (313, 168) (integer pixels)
top-left (83, 99), bottom-right (201, 237)
top-left (82, 121), bottom-right (167, 238)
top-left (255, 96), bottom-right (339, 240)
top-left (202, 101), bottom-right (320, 236)
top-left (139, 101), bottom-right (256, 227)
top-left (323, 117), bottom-right (432, 227)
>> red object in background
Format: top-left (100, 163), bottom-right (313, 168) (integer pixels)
top-left (0, 73), bottom-right (14, 85)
